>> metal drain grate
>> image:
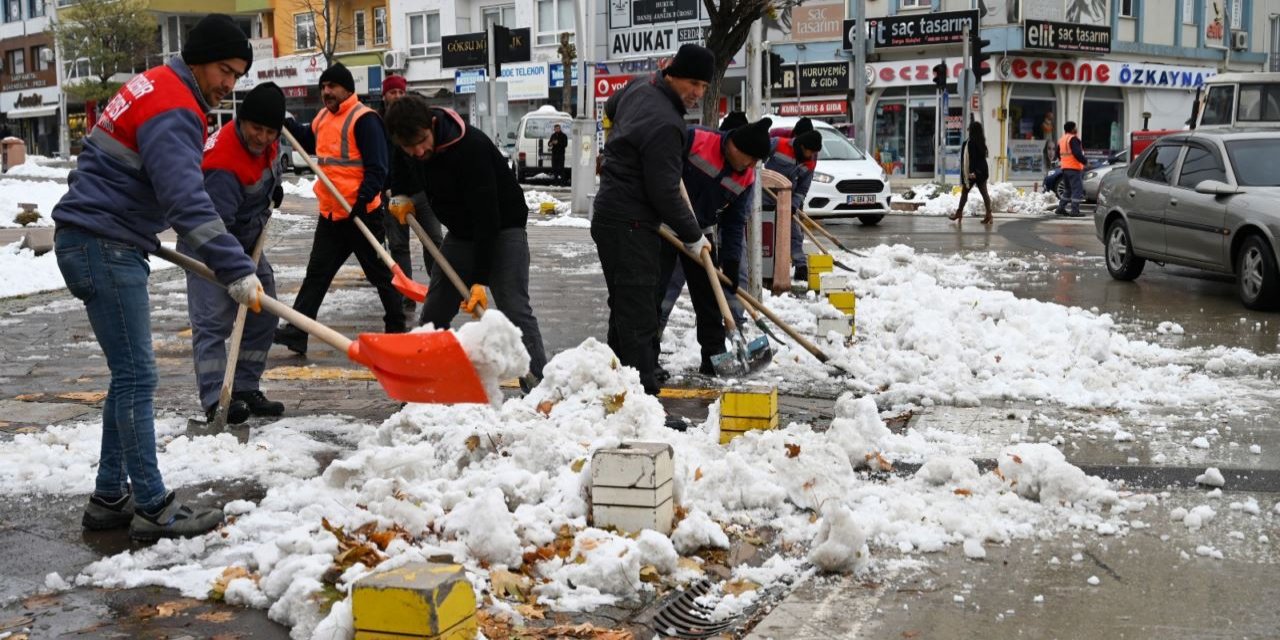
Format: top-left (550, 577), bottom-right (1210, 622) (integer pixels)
top-left (650, 579), bottom-right (741, 639)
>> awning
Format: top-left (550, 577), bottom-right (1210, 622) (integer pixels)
top-left (7, 105), bottom-right (57, 119)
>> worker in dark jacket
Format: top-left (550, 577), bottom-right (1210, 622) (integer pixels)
top-left (655, 118), bottom-right (771, 377)
top-left (763, 130), bottom-right (822, 281)
top-left (592, 44), bottom-right (714, 396)
top-left (381, 74), bottom-right (443, 316)
top-left (182, 82), bottom-right (287, 426)
top-left (52, 14), bottom-right (257, 540)
top-left (274, 63), bottom-right (405, 355)
top-left (384, 95), bottom-right (547, 385)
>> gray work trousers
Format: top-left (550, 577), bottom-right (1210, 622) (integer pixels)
top-left (384, 192), bottom-right (443, 286)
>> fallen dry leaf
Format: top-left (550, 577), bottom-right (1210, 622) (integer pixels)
top-left (570, 458), bottom-right (586, 473)
top-left (196, 611), bottom-right (236, 623)
top-left (953, 488), bottom-right (972, 496)
top-left (465, 435), bottom-right (481, 452)
top-left (694, 467), bottom-right (703, 481)
top-left (723, 579), bottom-right (760, 596)
top-left (676, 557), bottom-right (703, 573)
top-left (209, 566), bottom-right (253, 601)
top-left (490, 569), bottom-right (532, 600)
top-left (536, 399), bottom-right (556, 416)
top-left (784, 443), bottom-right (801, 458)
top-left (603, 392), bottom-right (627, 414)
top-left (639, 564), bottom-right (660, 583)
top-left (1009, 453), bottom-right (1023, 464)
top-left (155, 599), bottom-right (198, 618)
top-left (516, 603), bottom-right (545, 620)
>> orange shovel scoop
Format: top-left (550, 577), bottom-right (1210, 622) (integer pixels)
top-left (156, 247), bottom-right (487, 404)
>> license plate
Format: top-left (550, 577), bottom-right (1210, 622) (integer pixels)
top-left (846, 194), bottom-right (876, 204)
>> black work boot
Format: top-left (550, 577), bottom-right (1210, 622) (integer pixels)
top-left (206, 399), bottom-right (251, 425)
top-left (232, 390), bottom-right (285, 417)
top-left (82, 489), bottom-right (134, 530)
top-left (273, 325), bottom-right (307, 355)
top-left (793, 265), bottom-right (809, 282)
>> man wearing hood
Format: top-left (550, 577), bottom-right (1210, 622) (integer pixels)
top-left (273, 63), bottom-right (405, 355)
top-left (381, 74), bottom-right (443, 317)
top-left (52, 13), bottom-right (258, 540)
top-left (384, 95), bottom-right (547, 388)
top-left (591, 44), bottom-right (715, 396)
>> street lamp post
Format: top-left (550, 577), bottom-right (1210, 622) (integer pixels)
top-left (48, 0), bottom-right (69, 158)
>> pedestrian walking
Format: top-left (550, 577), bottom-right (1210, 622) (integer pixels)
top-left (381, 73), bottom-right (443, 318)
top-left (591, 43), bottom-right (713, 396)
top-left (951, 120), bottom-right (993, 224)
top-left (51, 13), bottom-right (259, 540)
top-left (273, 63), bottom-right (407, 355)
top-left (384, 95), bottom-right (548, 388)
top-left (655, 118), bottom-right (771, 379)
top-left (763, 129), bottom-right (822, 281)
top-left (548, 123), bottom-right (568, 185)
top-left (181, 82), bottom-right (288, 425)
top-left (1055, 121), bottom-right (1087, 217)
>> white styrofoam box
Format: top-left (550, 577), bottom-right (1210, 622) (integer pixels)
top-left (593, 479), bottom-right (673, 507)
top-left (593, 499), bottom-right (674, 535)
top-left (816, 315), bottom-right (853, 337)
top-left (590, 442), bottom-right (673, 490)
top-left (819, 272), bottom-right (850, 292)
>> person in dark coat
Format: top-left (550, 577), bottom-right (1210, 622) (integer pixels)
top-left (592, 44), bottom-right (714, 396)
top-left (952, 120), bottom-right (993, 224)
top-left (384, 95), bottom-right (547, 386)
top-left (548, 123), bottom-right (568, 185)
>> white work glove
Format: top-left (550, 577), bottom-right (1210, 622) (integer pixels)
top-left (227, 274), bottom-right (264, 313)
top-left (684, 235), bottom-right (711, 256)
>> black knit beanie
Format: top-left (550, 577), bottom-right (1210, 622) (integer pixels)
top-left (793, 117), bottom-right (814, 137)
top-left (730, 117), bottom-right (773, 160)
top-left (719, 111), bottom-right (748, 131)
top-left (239, 82), bottom-right (285, 130)
top-left (320, 63), bottom-right (356, 93)
top-left (795, 130), bottom-right (823, 153)
top-left (182, 14), bottom-right (252, 70)
top-left (664, 44), bottom-right (715, 83)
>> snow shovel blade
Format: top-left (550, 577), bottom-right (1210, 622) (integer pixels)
top-left (710, 349), bottom-right (749, 377)
top-left (345, 330), bottom-right (489, 404)
top-left (390, 264), bottom-right (429, 303)
top-left (744, 335), bottom-right (773, 371)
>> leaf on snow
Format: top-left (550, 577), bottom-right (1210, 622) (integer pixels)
top-left (784, 443), bottom-right (801, 458)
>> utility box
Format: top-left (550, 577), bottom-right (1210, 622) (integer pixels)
top-left (352, 562), bottom-right (477, 640)
top-left (591, 442), bottom-right (674, 535)
top-left (720, 385), bottom-right (780, 444)
top-left (1, 137), bottom-right (26, 173)
top-left (807, 254), bottom-right (834, 291)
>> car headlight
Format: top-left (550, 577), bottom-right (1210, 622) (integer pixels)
top-left (812, 171), bottom-right (835, 184)
top-left (1085, 171), bottom-right (1098, 180)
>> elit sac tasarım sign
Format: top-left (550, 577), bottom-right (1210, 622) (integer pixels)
top-left (1023, 20), bottom-right (1112, 54)
top-left (843, 10), bottom-right (978, 49)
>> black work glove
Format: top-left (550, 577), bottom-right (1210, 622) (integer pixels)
top-left (271, 185), bottom-right (284, 208)
top-left (720, 258), bottom-right (740, 294)
top-left (349, 195), bottom-right (368, 217)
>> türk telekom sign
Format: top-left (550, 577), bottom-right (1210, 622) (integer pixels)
top-left (996, 56), bottom-right (1217, 89)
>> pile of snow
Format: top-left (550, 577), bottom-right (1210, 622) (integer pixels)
top-left (524, 189), bottom-right (569, 214)
top-left (451, 309), bottom-right (531, 406)
top-left (0, 178), bottom-right (69, 227)
top-left (6, 162), bottom-right (71, 179)
top-left (910, 182), bottom-right (1058, 217)
top-left (282, 177), bottom-right (318, 198)
top-left (532, 214), bottom-right (590, 228)
top-left (0, 241), bottom-right (67, 298)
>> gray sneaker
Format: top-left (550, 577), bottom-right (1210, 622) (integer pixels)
top-left (82, 491), bottom-right (134, 530)
top-left (129, 491), bottom-right (225, 541)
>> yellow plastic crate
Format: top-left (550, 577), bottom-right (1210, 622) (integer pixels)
top-left (721, 413), bottom-right (780, 432)
top-left (720, 386), bottom-right (778, 418)
top-left (353, 563), bottom-right (477, 640)
top-left (807, 254), bottom-right (834, 272)
top-left (826, 291), bottom-right (856, 313)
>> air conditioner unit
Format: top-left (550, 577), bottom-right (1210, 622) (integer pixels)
top-left (383, 50), bottom-right (407, 71)
top-left (1231, 30), bottom-right (1248, 51)
top-left (39, 48), bottom-right (54, 63)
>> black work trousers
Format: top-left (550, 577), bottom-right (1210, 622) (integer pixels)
top-left (592, 218), bottom-right (662, 395)
top-left (290, 206), bottom-right (407, 332)
top-left (656, 236), bottom-right (725, 372)
top-left (551, 154), bottom-right (566, 185)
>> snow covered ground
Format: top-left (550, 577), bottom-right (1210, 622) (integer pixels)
top-left (0, 178), bottom-right (68, 228)
top-left (899, 182), bottom-right (1059, 217)
top-left (3, 233), bottom-right (1277, 638)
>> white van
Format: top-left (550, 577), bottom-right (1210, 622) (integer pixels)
top-left (1196, 72), bottom-right (1280, 129)
top-left (513, 105), bottom-right (572, 183)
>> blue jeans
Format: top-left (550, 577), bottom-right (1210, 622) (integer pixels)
top-left (55, 227), bottom-right (167, 511)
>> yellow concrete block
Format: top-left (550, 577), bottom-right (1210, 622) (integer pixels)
top-left (808, 274), bottom-right (822, 291)
top-left (826, 291), bottom-right (856, 313)
top-left (807, 254), bottom-right (834, 272)
top-left (352, 562), bottom-right (477, 639)
top-left (721, 413), bottom-right (780, 431)
top-left (720, 386), bottom-right (778, 418)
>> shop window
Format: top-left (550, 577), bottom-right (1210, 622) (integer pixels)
top-left (873, 98), bottom-right (906, 177)
top-left (1082, 87), bottom-right (1123, 155)
top-left (1137, 144), bottom-right (1181, 184)
top-left (408, 12), bottom-right (441, 57)
top-left (1007, 87), bottom-right (1057, 177)
top-left (1176, 144), bottom-right (1226, 188)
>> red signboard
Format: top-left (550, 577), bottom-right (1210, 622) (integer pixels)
top-left (778, 100), bottom-right (847, 116)
top-left (283, 86), bottom-right (309, 99)
top-left (594, 74), bottom-right (635, 98)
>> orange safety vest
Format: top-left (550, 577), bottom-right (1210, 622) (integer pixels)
top-left (1058, 133), bottom-right (1084, 171)
top-left (311, 94), bottom-right (381, 220)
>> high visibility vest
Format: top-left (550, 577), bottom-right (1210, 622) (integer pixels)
top-left (1058, 133), bottom-right (1084, 171)
top-left (312, 94), bottom-right (381, 220)
top-left (202, 120), bottom-right (279, 241)
top-left (688, 128), bottom-right (754, 200)
top-left (87, 65), bottom-right (206, 173)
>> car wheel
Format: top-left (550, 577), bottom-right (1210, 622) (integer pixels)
top-left (1236, 235), bottom-right (1280, 310)
top-left (857, 214), bottom-right (884, 226)
top-left (1054, 176), bottom-right (1068, 201)
top-left (1104, 218), bottom-right (1145, 281)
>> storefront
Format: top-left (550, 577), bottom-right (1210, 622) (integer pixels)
top-left (1005, 83), bottom-right (1056, 179)
top-left (1, 86), bottom-right (60, 156)
top-left (867, 59), bottom-right (965, 179)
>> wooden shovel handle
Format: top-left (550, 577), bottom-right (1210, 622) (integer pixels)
top-left (214, 221), bottom-right (271, 421)
top-left (406, 214), bottom-right (470, 301)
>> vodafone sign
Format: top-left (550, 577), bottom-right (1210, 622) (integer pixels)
top-left (594, 74), bottom-right (635, 98)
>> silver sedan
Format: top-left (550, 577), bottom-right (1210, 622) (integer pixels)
top-left (1095, 129), bottom-right (1280, 309)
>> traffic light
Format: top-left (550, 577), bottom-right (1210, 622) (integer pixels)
top-left (932, 62), bottom-right (947, 89)
top-left (971, 30), bottom-right (991, 83)
top-left (765, 51), bottom-right (783, 82)
top-left (492, 24), bottom-right (510, 77)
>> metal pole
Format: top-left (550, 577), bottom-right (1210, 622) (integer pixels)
top-left (961, 25), bottom-right (970, 146)
top-left (487, 26), bottom-right (499, 142)
top-left (851, 0), bottom-right (867, 149)
top-left (50, 0), bottom-right (69, 159)
top-left (935, 88), bottom-right (943, 183)
top-left (747, 20), bottom-right (764, 299)
top-left (569, 0), bottom-right (597, 215)
top-left (795, 59), bottom-right (801, 107)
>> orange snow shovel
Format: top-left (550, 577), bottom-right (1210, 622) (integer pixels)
top-left (155, 246), bottom-right (488, 405)
top-left (281, 128), bottom-right (428, 303)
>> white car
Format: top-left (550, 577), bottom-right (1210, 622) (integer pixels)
top-left (765, 116), bottom-right (892, 225)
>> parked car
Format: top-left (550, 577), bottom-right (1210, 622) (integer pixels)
top-left (766, 116), bottom-right (891, 226)
top-left (1083, 148), bottom-right (1128, 203)
top-left (278, 136), bottom-right (309, 175)
top-left (1095, 128), bottom-right (1280, 309)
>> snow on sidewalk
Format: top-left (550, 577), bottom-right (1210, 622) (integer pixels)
top-left (899, 182), bottom-right (1059, 217)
